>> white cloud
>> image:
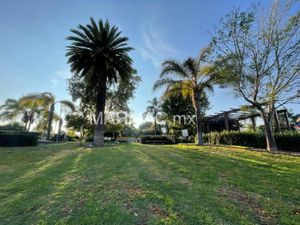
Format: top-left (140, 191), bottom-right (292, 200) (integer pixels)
top-left (55, 69), bottom-right (71, 79)
top-left (49, 68), bottom-right (72, 89)
top-left (139, 25), bottom-right (177, 68)
top-left (50, 78), bottom-right (59, 88)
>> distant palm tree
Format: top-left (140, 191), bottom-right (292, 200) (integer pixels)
top-left (66, 18), bottom-right (133, 146)
top-left (0, 96), bottom-right (42, 131)
top-left (24, 92), bottom-right (75, 139)
top-left (153, 48), bottom-right (216, 145)
top-left (143, 97), bottom-right (161, 135)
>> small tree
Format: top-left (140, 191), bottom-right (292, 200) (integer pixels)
top-left (143, 97), bottom-right (162, 135)
top-left (212, 0), bottom-right (300, 151)
top-left (65, 114), bottom-right (93, 139)
top-left (153, 48), bottom-right (216, 145)
top-left (160, 91), bottom-right (210, 136)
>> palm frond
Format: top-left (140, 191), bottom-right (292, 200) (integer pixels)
top-left (66, 17), bottom-right (133, 91)
top-left (197, 46), bottom-right (212, 63)
top-left (182, 57), bottom-right (198, 78)
top-left (59, 100), bottom-right (76, 112)
top-left (153, 78), bottom-right (177, 92)
top-left (160, 60), bottom-right (191, 80)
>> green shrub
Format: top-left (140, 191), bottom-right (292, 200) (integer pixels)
top-left (176, 136), bottom-right (195, 143)
top-left (203, 131), bottom-right (300, 152)
top-left (0, 131), bottom-right (39, 147)
top-left (140, 135), bottom-right (176, 144)
top-left (0, 123), bottom-right (24, 131)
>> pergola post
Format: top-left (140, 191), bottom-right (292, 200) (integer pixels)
top-left (236, 120), bottom-right (240, 131)
top-left (283, 110), bottom-right (291, 130)
top-left (224, 112), bottom-right (229, 131)
top-left (207, 123), bottom-right (210, 133)
top-left (251, 116), bottom-right (256, 131)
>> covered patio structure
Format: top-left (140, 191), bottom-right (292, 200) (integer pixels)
top-left (203, 106), bottom-right (291, 133)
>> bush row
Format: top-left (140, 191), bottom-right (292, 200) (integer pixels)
top-left (203, 131), bottom-right (300, 152)
top-left (0, 130), bottom-right (39, 147)
top-left (140, 135), bottom-right (176, 144)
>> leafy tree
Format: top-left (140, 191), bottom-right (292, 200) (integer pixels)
top-left (66, 18), bottom-right (134, 146)
top-left (161, 92), bottom-right (209, 136)
top-left (139, 122), bottom-right (153, 131)
top-left (122, 125), bottom-right (139, 137)
top-left (211, 0), bottom-right (300, 151)
top-left (65, 114), bottom-right (93, 138)
top-left (153, 48), bottom-right (216, 145)
top-left (106, 71), bottom-right (141, 112)
top-left (138, 121), bottom-right (160, 135)
top-left (143, 97), bottom-right (162, 135)
top-left (68, 70), bottom-right (141, 114)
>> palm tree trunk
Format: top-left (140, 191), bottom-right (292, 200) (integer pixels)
top-left (57, 118), bottom-right (63, 141)
top-left (94, 83), bottom-right (107, 147)
top-left (46, 103), bottom-right (55, 140)
top-left (154, 116), bottom-right (157, 135)
top-left (24, 122), bottom-right (27, 131)
top-left (27, 113), bottom-right (34, 132)
top-left (261, 111), bottom-right (278, 151)
top-left (195, 108), bottom-right (204, 145)
top-left (27, 121), bottom-right (32, 132)
top-left (193, 91), bottom-right (204, 145)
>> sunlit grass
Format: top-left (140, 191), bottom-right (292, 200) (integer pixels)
top-left (0, 143), bottom-right (299, 225)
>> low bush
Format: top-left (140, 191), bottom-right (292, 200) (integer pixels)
top-left (140, 135), bottom-right (176, 144)
top-left (0, 130), bottom-right (39, 147)
top-left (203, 131), bottom-right (300, 152)
top-left (117, 137), bottom-right (129, 143)
top-left (176, 136), bottom-right (195, 143)
top-left (84, 136), bottom-right (117, 143)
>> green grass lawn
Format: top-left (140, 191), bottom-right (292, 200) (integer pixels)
top-left (0, 143), bottom-right (299, 225)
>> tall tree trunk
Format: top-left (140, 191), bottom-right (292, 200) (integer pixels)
top-left (46, 103), bottom-right (55, 140)
top-left (27, 121), bottom-right (32, 132)
top-left (24, 121), bottom-right (28, 131)
top-left (93, 83), bottom-right (107, 147)
top-left (195, 108), bottom-right (203, 145)
top-left (154, 116), bottom-right (157, 135)
top-left (193, 91), bottom-right (204, 145)
top-left (57, 118), bottom-right (63, 141)
top-left (261, 111), bottom-right (278, 151)
top-left (27, 113), bottom-right (34, 132)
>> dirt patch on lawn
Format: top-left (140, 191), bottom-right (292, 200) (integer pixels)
top-left (0, 165), bottom-right (14, 172)
top-left (125, 201), bottom-right (170, 225)
top-left (177, 177), bottom-right (193, 186)
top-left (136, 203), bottom-right (170, 225)
top-left (219, 184), bottom-right (277, 225)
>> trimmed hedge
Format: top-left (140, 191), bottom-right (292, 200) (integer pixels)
top-left (203, 131), bottom-right (300, 152)
top-left (0, 131), bottom-right (39, 147)
top-left (140, 135), bottom-right (176, 144)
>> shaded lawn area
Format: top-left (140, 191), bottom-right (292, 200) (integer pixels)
top-left (0, 143), bottom-right (299, 225)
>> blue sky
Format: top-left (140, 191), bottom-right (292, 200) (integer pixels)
top-left (0, 0), bottom-right (298, 127)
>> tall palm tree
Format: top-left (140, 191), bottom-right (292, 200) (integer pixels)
top-left (143, 97), bottom-right (161, 135)
top-left (153, 48), bottom-right (216, 145)
top-left (66, 18), bottom-right (133, 146)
